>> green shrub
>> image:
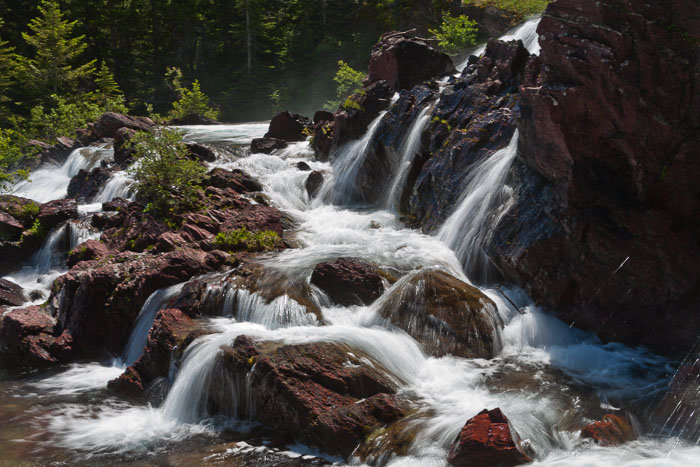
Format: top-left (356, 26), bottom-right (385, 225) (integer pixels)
top-left (429, 13), bottom-right (479, 54)
top-left (213, 226), bottom-right (280, 252)
top-left (324, 60), bottom-right (366, 111)
top-left (28, 217), bottom-right (47, 238)
top-left (128, 127), bottom-right (207, 220)
top-left (167, 67), bottom-right (219, 121)
top-left (0, 128), bottom-right (29, 190)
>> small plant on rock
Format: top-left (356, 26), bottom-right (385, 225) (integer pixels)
top-left (213, 226), bottom-right (280, 252)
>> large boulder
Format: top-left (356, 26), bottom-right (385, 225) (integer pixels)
top-left (264, 111), bottom-right (311, 142)
top-left (186, 142), bottom-right (217, 162)
top-left (250, 137), bottom-right (288, 154)
top-left (447, 408), bottom-right (533, 467)
top-left (0, 278), bottom-right (25, 307)
top-left (305, 171), bottom-right (324, 199)
top-left (376, 269), bottom-right (502, 358)
top-left (208, 335), bottom-right (406, 458)
top-left (490, 0), bottom-right (700, 356)
top-left (67, 167), bottom-right (115, 201)
top-left (365, 31), bottom-right (455, 91)
top-left (67, 239), bottom-right (112, 267)
top-left (39, 199), bottom-right (78, 230)
top-left (90, 112), bottom-right (154, 140)
top-left (205, 168), bottom-right (263, 193)
top-left (0, 211), bottom-right (24, 240)
top-left (310, 258), bottom-right (384, 306)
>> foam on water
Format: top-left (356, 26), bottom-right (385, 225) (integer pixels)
top-left (31, 363), bottom-right (125, 396)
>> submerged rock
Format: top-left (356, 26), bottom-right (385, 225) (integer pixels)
top-left (208, 335), bottom-right (406, 458)
top-left (365, 31), bottom-right (455, 91)
top-left (447, 408), bottom-right (533, 467)
top-left (376, 269), bottom-right (502, 359)
top-left (581, 414), bottom-right (636, 446)
top-left (310, 258), bottom-right (384, 306)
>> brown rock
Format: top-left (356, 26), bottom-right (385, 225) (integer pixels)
top-left (310, 258), bottom-right (384, 306)
top-left (264, 111), bottom-right (311, 142)
top-left (67, 167), bottom-right (115, 201)
top-left (0, 279), bottom-right (25, 307)
top-left (447, 408), bottom-right (533, 467)
top-left (251, 137), bottom-right (288, 154)
top-left (113, 127), bottom-right (137, 167)
top-left (186, 142), bottom-right (217, 162)
top-left (581, 414), bottom-right (636, 446)
top-left (376, 269), bottom-right (502, 358)
top-left (39, 199), bottom-right (78, 230)
top-left (67, 239), bottom-right (111, 267)
top-left (0, 211), bottom-right (24, 240)
top-left (91, 112), bottom-right (153, 139)
top-left (205, 168), bottom-right (263, 193)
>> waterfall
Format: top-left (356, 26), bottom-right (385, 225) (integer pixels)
top-left (438, 131), bottom-right (519, 283)
top-left (382, 104), bottom-right (432, 211)
top-left (122, 283), bottom-right (187, 366)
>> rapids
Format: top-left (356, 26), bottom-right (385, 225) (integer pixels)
top-left (1, 19), bottom-right (697, 467)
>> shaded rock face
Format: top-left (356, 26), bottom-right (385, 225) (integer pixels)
top-left (447, 408), bottom-right (533, 467)
top-left (90, 112), bottom-right (154, 140)
top-left (332, 80), bottom-right (395, 147)
top-left (305, 171), bottom-right (324, 199)
top-left (490, 0), bottom-right (700, 356)
top-left (186, 142), bottom-right (217, 162)
top-left (310, 258), bottom-right (384, 306)
top-left (208, 336), bottom-right (405, 458)
top-left (264, 111), bottom-right (311, 142)
top-left (407, 38), bottom-right (529, 231)
top-left (250, 137), bottom-right (288, 154)
top-left (109, 308), bottom-right (199, 400)
top-left (376, 269), bottom-right (502, 359)
top-left (113, 127), bottom-right (137, 167)
top-left (581, 414), bottom-right (636, 446)
top-left (67, 167), bottom-right (115, 201)
top-left (39, 199), bottom-right (78, 230)
top-left (0, 306), bottom-right (72, 370)
top-left (366, 31), bottom-right (455, 91)
top-left (0, 278), bottom-right (25, 307)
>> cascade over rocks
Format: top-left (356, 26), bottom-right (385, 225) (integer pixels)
top-left (310, 258), bottom-right (384, 306)
top-left (408, 39), bottom-right (528, 230)
top-left (376, 269), bottom-right (502, 359)
top-left (67, 166), bottom-right (116, 201)
top-left (489, 0), bottom-right (700, 356)
top-left (365, 31), bottom-right (455, 91)
top-left (331, 80), bottom-right (394, 148)
top-left (208, 335), bottom-right (406, 458)
top-left (447, 408), bottom-right (533, 467)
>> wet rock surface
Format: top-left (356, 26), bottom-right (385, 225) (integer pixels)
top-left (0, 278), bottom-right (25, 307)
top-left (447, 408), bottom-right (533, 467)
top-left (208, 335), bottom-right (406, 457)
top-left (39, 199), bottom-right (78, 230)
top-left (376, 269), bottom-right (502, 358)
top-left (305, 171), bottom-right (324, 199)
top-left (67, 166), bottom-right (116, 201)
top-left (250, 137), bottom-right (288, 154)
top-left (581, 414), bottom-right (636, 446)
top-left (365, 31), bottom-right (455, 91)
top-left (489, 0), bottom-right (700, 357)
top-left (264, 111), bottom-right (311, 142)
top-left (331, 80), bottom-right (394, 148)
top-left (310, 258), bottom-right (384, 306)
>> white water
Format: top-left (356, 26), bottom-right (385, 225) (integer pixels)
top-left (382, 104), bottom-right (433, 211)
top-left (174, 123), bottom-right (269, 145)
top-left (458, 17), bottom-right (542, 72)
top-left (438, 131), bottom-right (519, 282)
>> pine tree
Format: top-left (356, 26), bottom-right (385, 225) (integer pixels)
top-left (0, 18), bottom-right (16, 122)
top-left (93, 61), bottom-right (123, 110)
top-left (16, 1), bottom-right (95, 105)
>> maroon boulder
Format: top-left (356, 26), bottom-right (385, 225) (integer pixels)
top-left (39, 199), bottom-right (78, 230)
top-left (366, 31), bottom-right (455, 91)
top-left (251, 137), bottom-right (288, 154)
top-left (581, 414), bottom-right (636, 446)
top-left (447, 408), bottom-right (533, 467)
top-left (67, 239), bottom-right (112, 267)
top-left (332, 80), bottom-right (394, 147)
top-left (264, 111), bottom-right (311, 142)
top-left (186, 142), bottom-right (217, 162)
top-left (0, 278), bottom-right (26, 307)
top-left (310, 258), bottom-right (384, 306)
top-left (91, 112), bottom-right (153, 139)
top-left (205, 168), bottom-right (263, 193)
top-left (0, 211), bottom-right (24, 240)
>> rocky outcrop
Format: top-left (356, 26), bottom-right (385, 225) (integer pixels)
top-left (39, 199), bottom-right (78, 230)
top-left (365, 31), bottom-right (455, 91)
top-left (0, 278), bottom-right (25, 307)
top-left (113, 127), bottom-right (137, 166)
top-left (489, 0), bottom-right (700, 356)
top-left (331, 80), bottom-right (394, 148)
top-left (581, 414), bottom-right (636, 446)
top-left (208, 335), bottom-right (406, 458)
top-left (263, 111), bottom-right (311, 142)
top-left (67, 167), bottom-right (115, 201)
top-left (90, 112), bottom-right (154, 140)
top-left (408, 39), bottom-right (528, 230)
top-left (186, 142), bottom-right (217, 162)
top-left (67, 239), bottom-right (111, 267)
top-left (447, 408), bottom-right (533, 467)
top-left (0, 306), bottom-right (73, 370)
top-left (205, 168), bottom-right (263, 193)
top-left (376, 269), bottom-right (502, 358)
top-left (310, 258), bottom-right (384, 306)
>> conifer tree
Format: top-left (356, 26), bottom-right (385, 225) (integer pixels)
top-left (16, 1), bottom-right (95, 105)
top-left (93, 61), bottom-right (123, 110)
top-left (0, 18), bottom-right (16, 123)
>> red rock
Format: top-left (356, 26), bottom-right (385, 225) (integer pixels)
top-left (39, 199), bottom-right (78, 230)
top-left (67, 239), bottom-right (111, 267)
top-left (251, 137), bottom-right (288, 154)
top-left (377, 269), bottom-right (502, 359)
top-left (332, 80), bottom-right (394, 147)
top-left (91, 112), bottom-right (154, 139)
top-left (366, 31), bottom-right (455, 91)
top-left (310, 258), bottom-right (384, 306)
top-left (581, 414), bottom-right (636, 446)
top-left (205, 168), bottom-right (263, 193)
top-left (67, 167), bottom-right (115, 201)
top-left (186, 142), bottom-right (216, 162)
top-left (447, 408), bottom-right (533, 467)
top-left (264, 111), bottom-right (311, 142)
top-left (0, 279), bottom-right (25, 307)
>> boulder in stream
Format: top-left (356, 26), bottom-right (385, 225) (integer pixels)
top-left (39, 199), bottom-right (78, 230)
top-left (447, 408), bottom-right (533, 467)
top-left (310, 258), bottom-right (384, 306)
top-left (581, 414), bottom-right (636, 446)
top-left (376, 269), bottom-right (502, 359)
top-left (251, 137), bottom-right (288, 154)
top-left (90, 112), bottom-right (154, 139)
top-left (264, 111), bottom-right (311, 142)
top-left (0, 278), bottom-right (25, 307)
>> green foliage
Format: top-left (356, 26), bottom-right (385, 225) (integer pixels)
top-left (429, 13), bottom-right (479, 54)
top-left (92, 61), bottom-right (125, 111)
top-left (167, 67), bottom-right (219, 121)
top-left (28, 217), bottom-right (47, 238)
top-left (0, 129), bottom-right (29, 190)
top-left (15, 1), bottom-right (95, 106)
top-left (462, 0), bottom-right (550, 17)
top-left (9, 201), bottom-right (40, 226)
top-left (0, 18), bottom-right (17, 124)
top-left (342, 95), bottom-right (364, 112)
top-left (213, 226), bottom-right (280, 252)
top-left (128, 127), bottom-right (207, 220)
top-left (325, 61), bottom-right (366, 111)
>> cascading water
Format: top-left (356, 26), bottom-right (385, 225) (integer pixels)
top-left (438, 131), bottom-right (519, 283)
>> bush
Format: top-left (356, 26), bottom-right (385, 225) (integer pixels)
top-left (324, 61), bottom-right (366, 111)
top-left (213, 226), bottom-right (280, 252)
top-left (128, 127), bottom-right (207, 220)
top-left (0, 128), bottom-right (29, 190)
top-left (429, 13), bottom-right (479, 54)
top-left (167, 67), bottom-right (219, 121)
